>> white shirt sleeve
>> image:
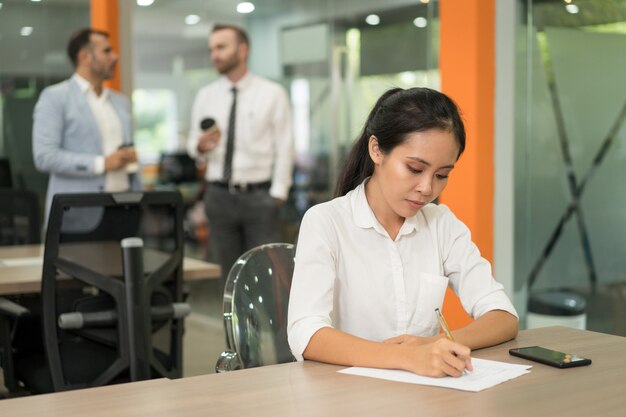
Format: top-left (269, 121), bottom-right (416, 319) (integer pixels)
top-left (187, 89), bottom-right (206, 160)
top-left (438, 205), bottom-right (518, 319)
top-left (287, 207), bottom-right (336, 361)
top-left (269, 87), bottom-right (294, 200)
top-left (94, 156), bottom-right (105, 175)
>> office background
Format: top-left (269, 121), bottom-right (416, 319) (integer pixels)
top-left (0, 0), bottom-right (625, 381)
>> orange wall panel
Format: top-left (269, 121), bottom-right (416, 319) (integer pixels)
top-left (90, 0), bottom-right (121, 91)
top-left (439, 0), bottom-right (495, 329)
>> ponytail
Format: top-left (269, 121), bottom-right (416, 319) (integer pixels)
top-left (334, 88), bottom-right (402, 197)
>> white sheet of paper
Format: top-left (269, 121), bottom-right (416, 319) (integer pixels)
top-left (0, 257), bottom-right (43, 267)
top-left (338, 358), bottom-right (532, 392)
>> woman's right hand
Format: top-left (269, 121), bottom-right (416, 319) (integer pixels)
top-left (401, 338), bottom-right (472, 377)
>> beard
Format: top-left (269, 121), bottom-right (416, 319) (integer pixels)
top-left (214, 54), bottom-right (240, 75)
top-left (90, 58), bottom-right (116, 80)
top-left (99, 64), bottom-right (116, 80)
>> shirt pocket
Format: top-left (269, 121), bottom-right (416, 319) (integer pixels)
top-left (409, 272), bottom-right (450, 336)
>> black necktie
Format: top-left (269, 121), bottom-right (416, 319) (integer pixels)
top-left (223, 86), bottom-right (237, 182)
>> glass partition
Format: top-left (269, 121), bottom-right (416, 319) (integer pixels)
top-left (515, 0), bottom-right (626, 335)
top-left (132, 0), bottom-right (440, 243)
top-left (0, 0), bottom-right (89, 204)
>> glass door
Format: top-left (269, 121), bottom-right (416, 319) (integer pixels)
top-left (515, 0), bottom-right (626, 334)
top-left (245, 0), bottom-right (441, 236)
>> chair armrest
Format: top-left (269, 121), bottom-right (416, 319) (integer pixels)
top-left (0, 297), bottom-right (30, 394)
top-left (0, 297), bottom-right (30, 318)
top-left (57, 303), bottom-right (192, 329)
top-left (215, 350), bottom-right (242, 373)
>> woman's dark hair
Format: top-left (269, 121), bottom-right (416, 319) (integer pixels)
top-left (67, 28), bottom-right (109, 68)
top-left (334, 87), bottom-right (466, 197)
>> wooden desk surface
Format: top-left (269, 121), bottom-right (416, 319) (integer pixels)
top-left (1, 327), bottom-right (625, 417)
top-left (0, 244), bottom-right (220, 295)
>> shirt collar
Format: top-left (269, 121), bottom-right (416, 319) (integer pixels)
top-left (350, 179), bottom-right (419, 238)
top-left (219, 71), bottom-right (252, 92)
top-left (72, 73), bottom-right (109, 100)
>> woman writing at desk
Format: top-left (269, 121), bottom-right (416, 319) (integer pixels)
top-left (287, 87), bottom-right (518, 377)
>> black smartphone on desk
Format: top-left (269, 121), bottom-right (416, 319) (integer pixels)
top-left (509, 346), bottom-right (592, 368)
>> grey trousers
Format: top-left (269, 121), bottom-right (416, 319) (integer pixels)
top-left (204, 183), bottom-right (281, 290)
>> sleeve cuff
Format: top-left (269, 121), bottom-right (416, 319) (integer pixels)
top-left (288, 322), bottom-right (332, 361)
top-left (269, 182), bottom-right (290, 201)
top-left (471, 291), bottom-right (519, 320)
top-left (94, 156), bottom-right (105, 174)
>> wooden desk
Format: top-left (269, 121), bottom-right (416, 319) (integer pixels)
top-left (0, 244), bottom-right (220, 295)
top-left (1, 327), bottom-right (624, 417)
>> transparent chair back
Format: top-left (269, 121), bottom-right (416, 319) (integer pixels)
top-left (217, 243), bottom-right (295, 371)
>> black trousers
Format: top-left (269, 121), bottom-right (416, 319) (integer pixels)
top-left (204, 183), bottom-right (281, 290)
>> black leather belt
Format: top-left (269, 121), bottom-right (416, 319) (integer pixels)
top-left (209, 181), bottom-right (271, 193)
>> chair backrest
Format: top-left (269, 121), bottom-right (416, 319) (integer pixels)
top-left (158, 152), bottom-right (198, 184)
top-left (222, 243), bottom-right (295, 369)
top-left (0, 158), bottom-right (12, 188)
top-left (0, 189), bottom-right (41, 245)
top-left (40, 191), bottom-right (185, 392)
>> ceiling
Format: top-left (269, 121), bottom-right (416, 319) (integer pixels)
top-left (3, 0), bottom-right (622, 78)
top-left (130, 0), bottom-right (429, 73)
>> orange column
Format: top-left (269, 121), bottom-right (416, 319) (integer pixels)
top-left (90, 0), bottom-right (121, 91)
top-left (439, 0), bottom-right (495, 328)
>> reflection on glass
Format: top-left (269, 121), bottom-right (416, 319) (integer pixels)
top-left (133, 89), bottom-right (179, 165)
top-left (221, 243), bottom-right (295, 369)
top-left (131, 1), bottom-right (440, 244)
top-left (0, 1), bottom-right (89, 196)
top-left (515, 0), bottom-right (626, 335)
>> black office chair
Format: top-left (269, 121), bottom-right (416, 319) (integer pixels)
top-left (0, 189), bottom-right (41, 396)
top-left (0, 191), bottom-right (189, 395)
top-left (215, 243), bottom-right (296, 372)
top-left (158, 152), bottom-right (198, 184)
top-left (0, 158), bottom-right (12, 188)
top-left (0, 189), bottom-right (41, 246)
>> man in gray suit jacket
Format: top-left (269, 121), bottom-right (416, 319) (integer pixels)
top-left (33, 28), bottom-right (141, 224)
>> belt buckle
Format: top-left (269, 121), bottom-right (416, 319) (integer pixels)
top-left (228, 182), bottom-right (248, 193)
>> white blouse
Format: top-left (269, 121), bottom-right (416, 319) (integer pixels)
top-left (287, 181), bottom-right (518, 361)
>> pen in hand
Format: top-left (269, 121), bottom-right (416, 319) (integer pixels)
top-left (435, 308), bottom-right (470, 375)
top-left (435, 308), bottom-right (454, 341)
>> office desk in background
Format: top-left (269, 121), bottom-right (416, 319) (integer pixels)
top-left (0, 244), bottom-right (220, 295)
top-left (0, 327), bottom-right (625, 417)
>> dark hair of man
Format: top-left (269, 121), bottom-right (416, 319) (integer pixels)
top-left (334, 87), bottom-right (466, 197)
top-left (211, 24), bottom-right (250, 46)
top-left (67, 28), bottom-right (109, 68)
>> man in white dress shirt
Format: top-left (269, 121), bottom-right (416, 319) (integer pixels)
top-left (187, 24), bottom-right (294, 288)
top-left (33, 28), bottom-right (141, 225)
